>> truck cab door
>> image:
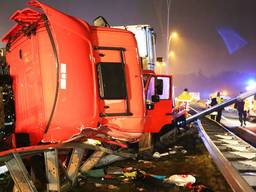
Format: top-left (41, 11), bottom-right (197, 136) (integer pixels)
top-left (144, 75), bottom-right (173, 133)
top-left (95, 47), bottom-right (131, 117)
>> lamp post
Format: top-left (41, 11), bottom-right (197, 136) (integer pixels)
top-left (166, 0), bottom-right (171, 74)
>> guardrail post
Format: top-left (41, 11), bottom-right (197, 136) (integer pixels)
top-left (44, 149), bottom-right (60, 192)
top-left (80, 150), bottom-right (105, 173)
top-left (5, 152), bottom-right (38, 192)
top-left (66, 147), bottom-right (84, 184)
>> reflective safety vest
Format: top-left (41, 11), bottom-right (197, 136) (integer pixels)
top-left (253, 100), bottom-right (256, 111)
top-left (244, 99), bottom-right (250, 111)
top-left (176, 91), bottom-right (192, 102)
top-left (176, 91), bottom-right (192, 111)
top-left (216, 96), bottom-right (223, 104)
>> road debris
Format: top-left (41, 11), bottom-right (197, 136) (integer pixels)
top-left (107, 184), bottom-right (119, 190)
top-left (153, 152), bottom-right (169, 158)
top-left (164, 174), bottom-right (196, 186)
top-left (181, 149), bottom-right (188, 154)
top-left (83, 168), bottom-right (105, 178)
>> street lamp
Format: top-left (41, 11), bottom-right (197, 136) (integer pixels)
top-left (167, 31), bottom-right (178, 73)
top-left (168, 50), bottom-right (175, 58)
top-left (170, 32), bottom-right (178, 39)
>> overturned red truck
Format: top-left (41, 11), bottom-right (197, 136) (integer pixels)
top-left (2, 2), bottom-right (256, 192)
top-left (0, 0), bottom-right (183, 152)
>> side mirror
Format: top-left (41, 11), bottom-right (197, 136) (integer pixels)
top-left (152, 95), bottom-right (160, 103)
top-left (146, 103), bottom-right (154, 110)
top-left (156, 79), bottom-right (163, 95)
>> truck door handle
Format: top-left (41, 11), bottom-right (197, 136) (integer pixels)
top-left (165, 112), bottom-right (172, 116)
top-left (104, 105), bottom-right (110, 109)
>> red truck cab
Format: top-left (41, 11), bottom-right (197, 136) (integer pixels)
top-left (2, 0), bottom-right (145, 146)
top-left (143, 70), bottom-right (174, 133)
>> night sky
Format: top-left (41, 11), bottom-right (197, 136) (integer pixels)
top-left (1, 0), bottom-right (256, 98)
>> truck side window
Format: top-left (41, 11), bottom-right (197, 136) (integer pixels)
top-left (146, 77), bottom-right (155, 102)
top-left (97, 63), bottom-right (127, 99)
top-left (157, 77), bottom-right (170, 100)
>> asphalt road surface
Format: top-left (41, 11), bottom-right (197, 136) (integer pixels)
top-left (221, 110), bottom-right (256, 147)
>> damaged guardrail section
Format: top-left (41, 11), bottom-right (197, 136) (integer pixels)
top-left (0, 143), bottom-right (136, 192)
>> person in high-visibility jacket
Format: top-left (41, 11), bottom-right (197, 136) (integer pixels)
top-left (209, 92), bottom-right (223, 122)
top-left (176, 88), bottom-right (192, 111)
top-left (209, 93), bottom-right (218, 120)
top-left (216, 92), bottom-right (224, 122)
top-left (244, 99), bottom-right (250, 112)
top-left (244, 98), bottom-right (250, 123)
top-left (235, 97), bottom-right (249, 127)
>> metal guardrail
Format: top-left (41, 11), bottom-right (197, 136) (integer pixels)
top-left (0, 142), bottom-right (136, 165)
top-left (194, 119), bottom-right (256, 192)
top-left (0, 142), bottom-right (136, 192)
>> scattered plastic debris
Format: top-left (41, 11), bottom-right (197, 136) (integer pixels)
top-left (138, 160), bottom-right (152, 164)
top-left (0, 166), bottom-right (8, 175)
top-left (168, 150), bottom-right (177, 154)
top-left (122, 178), bottom-right (130, 183)
top-left (71, 130), bottom-right (232, 192)
top-left (95, 183), bottom-right (103, 187)
top-left (152, 150), bottom-right (182, 158)
top-left (107, 184), bottom-right (119, 190)
top-left (147, 174), bottom-right (166, 181)
top-left (153, 152), bottom-right (169, 158)
top-left (95, 154), bottom-right (126, 167)
top-left (106, 166), bottom-right (123, 175)
top-left (138, 160), bottom-right (155, 168)
top-left (164, 174), bottom-right (196, 186)
top-left (174, 145), bottom-right (184, 149)
top-left (122, 167), bottom-right (137, 178)
top-left (137, 187), bottom-right (145, 191)
top-left (104, 175), bottom-right (113, 179)
top-left (181, 149), bottom-right (188, 154)
top-left (83, 168), bottom-right (105, 178)
top-left (79, 163), bottom-right (221, 191)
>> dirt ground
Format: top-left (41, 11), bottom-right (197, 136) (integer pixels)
top-left (73, 131), bottom-right (233, 192)
top-left (0, 129), bottom-right (233, 192)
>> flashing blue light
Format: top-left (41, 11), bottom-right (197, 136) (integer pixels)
top-left (246, 79), bottom-right (256, 91)
top-left (217, 27), bottom-right (247, 54)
